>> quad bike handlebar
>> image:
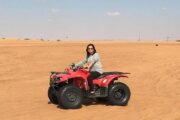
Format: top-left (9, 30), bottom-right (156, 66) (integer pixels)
top-left (69, 63), bottom-right (85, 71)
top-left (69, 63), bottom-right (130, 74)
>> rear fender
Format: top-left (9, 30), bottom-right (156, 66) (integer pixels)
top-left (101, 74), bottom-right (128, 87)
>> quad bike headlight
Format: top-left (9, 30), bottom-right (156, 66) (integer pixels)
top-left (49, 77), bottom-right (60, 87)
top-left (54, 77), bottom-right (60, 83)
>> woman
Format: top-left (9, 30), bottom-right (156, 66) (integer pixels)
top-left (75, 44), bottom-right (103, 94)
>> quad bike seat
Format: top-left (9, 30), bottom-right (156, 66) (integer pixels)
top-left (97, 71), bottom-right (128, 78)
top-left (51, 71), bottom-right (69, 74)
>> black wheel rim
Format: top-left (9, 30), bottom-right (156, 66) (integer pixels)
top-left (65, 91), bottom-right (77, 102)
top-left (113, 88), bottom-right (125, 100)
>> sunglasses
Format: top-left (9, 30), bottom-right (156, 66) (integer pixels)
top-left (88, 47), bottom-right (94, 50)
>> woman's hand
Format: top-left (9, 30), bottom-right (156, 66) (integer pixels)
top-left (83, 61), bottom-right (94, 71)
top-left (83, 63), bottom-right (89, 69)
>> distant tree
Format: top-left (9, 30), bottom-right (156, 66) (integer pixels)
top-left (57, 39), bottom-right (61, 42)
top-left (155, 44), bottom-right (159, 46)
top-left (24, 38), bottom-right (30, 40)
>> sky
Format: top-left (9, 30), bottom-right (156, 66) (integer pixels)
top-left (0, 0), bottom-right (180, 40)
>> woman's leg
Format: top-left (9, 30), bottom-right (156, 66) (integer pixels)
top-left (87, 71), bottom-right (101, 92)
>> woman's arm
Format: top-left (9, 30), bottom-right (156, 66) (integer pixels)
top-left (86, 53), bottom-right (100, 70)
top-left (75, 59), bottom-right (86, 68)
top-left (86, 61), bottom-right (94, 69)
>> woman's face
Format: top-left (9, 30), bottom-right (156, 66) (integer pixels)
top-left (87, 45), bottom-right (94, 55)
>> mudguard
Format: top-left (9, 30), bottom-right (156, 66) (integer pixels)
top-left (93, 74), bottom-right (128, 87)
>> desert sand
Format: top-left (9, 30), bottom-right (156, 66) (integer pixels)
top-left (0, 39), bottom-right (180, 120)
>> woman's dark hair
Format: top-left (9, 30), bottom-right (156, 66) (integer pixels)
top-left (86, 44), bottom-right (97, 58)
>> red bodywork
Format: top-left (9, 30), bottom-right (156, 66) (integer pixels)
top-left (50, 68), bottom-right (128, 90)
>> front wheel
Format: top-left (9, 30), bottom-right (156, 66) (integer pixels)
top-left (57, 85), bottom-right (82, 109)
top-left (108, 82), bottom-right (131, 106)
top-left (48, 87), bottom-right (58, 104)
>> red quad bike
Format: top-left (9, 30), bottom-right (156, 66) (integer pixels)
top-left (48, 64), bottom-right (131, 109)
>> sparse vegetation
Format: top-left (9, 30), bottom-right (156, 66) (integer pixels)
top-left (57, 39), bottom-right (61, 42)
top-left (24, 38), bottom-right (30, 40)
top-left (176, 40), bottom-right (180, 42)
top-left (2, 38), bottom-right (6, 39)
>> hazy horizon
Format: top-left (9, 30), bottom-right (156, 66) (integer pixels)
top-left (0, 0), bottom-right (180, 40)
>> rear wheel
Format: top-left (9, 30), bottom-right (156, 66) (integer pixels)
top-left (108, 82), bottom-right (130, 106)
top-left (57, 85), bottom-right (82, 109)
top-left (48, 87), bottom-right (58, 104)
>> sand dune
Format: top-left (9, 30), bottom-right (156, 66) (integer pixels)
top-left (0, 39), bottom-right (180, 120)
